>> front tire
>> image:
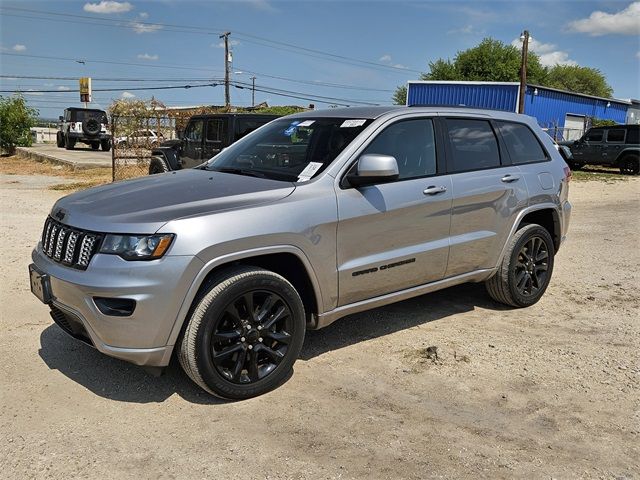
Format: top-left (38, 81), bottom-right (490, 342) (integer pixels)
top-left (149, 156), bottom-right (169, 174)
top-left (56, 132), bottom-right (65, 148)
top-left (485, 224), bottom-right (555, 307)
top-left (179, 267), bottom-right (306, 399)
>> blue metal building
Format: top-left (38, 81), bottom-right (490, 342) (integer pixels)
top-left (406, 81), bottom-right (630, 140)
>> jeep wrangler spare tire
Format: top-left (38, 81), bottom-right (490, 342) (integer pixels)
top-left (83, 118), bottom-right (100, 136)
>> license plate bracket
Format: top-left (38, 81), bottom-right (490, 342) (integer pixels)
top-left (29, 264), bottom-right (52, 304)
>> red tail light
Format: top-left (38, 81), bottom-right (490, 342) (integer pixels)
top-left (563, 166), bottom-right (572, 182)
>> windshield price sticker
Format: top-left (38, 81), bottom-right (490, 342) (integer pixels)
top-left (340, 119), bottom-right (366, 128)
top-left (297, 162), bottom-right (324, 182)
top-left (297, 120), bottom-right (315, 127)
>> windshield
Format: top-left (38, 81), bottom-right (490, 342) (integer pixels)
top-left (204, 117), bottom-right (372, 182)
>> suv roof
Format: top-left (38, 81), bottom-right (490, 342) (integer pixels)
top-left (588, 124), bottom-right (637, 130)
top-left (189, 113), bottom-right (280, 120)
top-left (288, 105), bottom-right (524, 121)
top-left (65, 107), bottom-right (107, 113)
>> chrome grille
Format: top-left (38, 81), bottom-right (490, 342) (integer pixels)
top-left (41, 217), bottom-right (102, 270)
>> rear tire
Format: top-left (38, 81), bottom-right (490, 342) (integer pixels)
top-left (485, 224), bottom-right (555, 308)
top-left (64, 135), bottom-right (75, 150)
top-left (619, 155), bottom-right (639, 175)
top-left (179, 266), bottom-right (306, 399)
top-left (91, 142), bottom-right (100, 150)
top-left (56, 132), bottom-right (64, 148)
top-left (149, 156), bottom-right (169, 174)
top-left (101, 139), bottom-right (111, 152)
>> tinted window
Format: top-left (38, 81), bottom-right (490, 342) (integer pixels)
top-left (446, 119), bottom-right (500, 172)
top-left (585, 129), bottom-right (604, 142)
top-left (185, 120), bottom-right (203, 142)
top-left (206, 119), bottom-right (226, 142)
top-left (362, 119), bottom-right (437, 180)
top-left (606, 129), bottom-right (625, 143)
top-left (497, 121), bottom-right (548, 164)
top-left (234, 118), bottom-right (273, 141)
top-left (626, 127), bottom-right (639, 144)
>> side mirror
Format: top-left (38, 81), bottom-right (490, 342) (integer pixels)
top-left (347, 154), bottom-right (399, 187)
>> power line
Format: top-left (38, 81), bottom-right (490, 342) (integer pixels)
top-left (0, 83), bottom-right (221, 94)
top-left (0, 5), bottom-right (420, 75)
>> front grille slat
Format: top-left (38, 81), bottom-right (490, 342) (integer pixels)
top-left (40, 217), bottom-right (101, 270)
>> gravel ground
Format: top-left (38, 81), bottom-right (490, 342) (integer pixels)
top-left (0, 173), bottom-right (638, 479)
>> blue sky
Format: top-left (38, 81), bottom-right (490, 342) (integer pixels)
top-left (1, 0), bottom-right (639, 118)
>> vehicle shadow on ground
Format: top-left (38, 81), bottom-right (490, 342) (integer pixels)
top-left (38, 326), bottom-right (225, 405)
top-left (38, 283), bottom-right (505, 404)
top-left (300, 282), bottom-right (508, 361)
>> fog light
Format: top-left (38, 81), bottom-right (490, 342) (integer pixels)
top-left (93, 297), bottom-right (136, 317)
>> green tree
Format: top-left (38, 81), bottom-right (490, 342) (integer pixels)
top-left (392, 85), bottom-right (408, 105)
top-left (544, 65), bottom-right (613, 98)
top-left (0, 95), bottom-right (38, 153)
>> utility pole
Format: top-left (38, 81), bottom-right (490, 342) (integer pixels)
top-left (219, 31), bottom-right (231, 109)
top-left (518, 29), bottom-right (530, 114)
top-left (250, 76), bottom-right (256, 107)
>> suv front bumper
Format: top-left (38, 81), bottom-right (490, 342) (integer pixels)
top-left (30, 245), bottom-right (204, 366)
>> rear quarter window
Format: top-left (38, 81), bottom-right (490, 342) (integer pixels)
top-left (496, 121), bottom-right (548, 164)
top-left (625, 127), bottom-right (639, 144)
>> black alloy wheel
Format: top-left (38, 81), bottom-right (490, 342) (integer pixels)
top-left (211, 290), bottom-right (293, 384)
top-left (485, 224), bottom-right (555, 307)
top-left (513, 236), bottom-right (549, 298)
top-left (179, 267), bottom-right (306, 399)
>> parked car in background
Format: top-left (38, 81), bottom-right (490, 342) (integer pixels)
top-left (56, 107), bottom-right (111, 151)
top-left (559, 124), bottom-right (639, 174)
top-left (148, 113), bottom-right (280, 174)
top-left (30, 106), bottom-right (571, 399)
top-left (547, 135), bottom-right (573, 164)
top-left (115, 129), bottom-right (164, 148)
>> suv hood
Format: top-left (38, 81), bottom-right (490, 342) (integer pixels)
top-left (50, 169), bottom-right (296, 234)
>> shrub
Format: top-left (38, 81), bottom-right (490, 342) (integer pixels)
top-left (0, 95), bottom-right (39, 154)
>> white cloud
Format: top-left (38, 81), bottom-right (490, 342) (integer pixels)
top-left (637, 51), bottom-right (640, 59)
top-left (137, 53), bottom-right (159, 61)
top-left (379, 54), bottom-right (392, 62)
top-left (130, 22), bottom-right (163, 34)
top-left (393, 64), bottom-right (407, 69)
top-left (121, 91), bottom-right (136, 99)
top-left (12, 44), bottom-right (26, 52)
top-left (83, 1), bottom-right (132, 14)
top-left (213, 39), bottom-right (241, 48)
top-left (511, 36), bottom-right (577, 67)
top-left (24, 89), bottom-right (44, 96)
top-left (568, 2), bottom-right (640, 36)
top-left (44, 83), bottom-right (54, 87)
top-left (57, 86), bottom-right (71, 91)
top-left (446, 25), bottom-right (484, 35)
top-left (139, 12), bottom-right (148, 18)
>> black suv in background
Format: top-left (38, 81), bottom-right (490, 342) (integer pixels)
top-left (149, 113), bottom-right (279, 174)
top-left (560, 124), bottom-right (639, 175)
top-left (56, 108), bottom-right (111, 151)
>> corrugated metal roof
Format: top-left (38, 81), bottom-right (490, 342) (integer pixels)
top-left (407, 81), bottom-right (519, 111)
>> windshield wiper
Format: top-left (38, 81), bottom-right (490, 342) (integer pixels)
top-left (213, 167), bottom-right (266, 178)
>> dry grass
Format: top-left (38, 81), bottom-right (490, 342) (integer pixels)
top-left (571, 166), bottom-right (629, 183)
top-left (0, 155), bottom-right (112, 192)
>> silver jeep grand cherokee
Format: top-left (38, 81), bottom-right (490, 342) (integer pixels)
top-left (29, 107), bottom-right (572, 399)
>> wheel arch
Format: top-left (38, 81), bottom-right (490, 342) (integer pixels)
top-left (615, 149), bottom-right (639, 165)
top-left (496, 205), bottom-right (562, 269)
top-left (165, 246), bottom-right (324, 349)
top-left (151, 147), bottom-right (179, 171)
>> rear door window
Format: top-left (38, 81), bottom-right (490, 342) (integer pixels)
top-left (206, 119), bottom-right (227, 142)
top-left (445, 119), bottom-right (501, 172)
top-left (496, 121), bottom-right (548, 164)
top-left (606, 129), bottom-right (625, 143)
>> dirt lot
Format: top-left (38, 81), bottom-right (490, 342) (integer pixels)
top-left (0, 162), bottom-right (638, 479)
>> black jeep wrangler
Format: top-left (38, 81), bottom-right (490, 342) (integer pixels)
top-left (560, 124), bottom-right (639, 175)
top-left (56, 107), bottom-right (111, 151)
top-left (149, 113), bottom-right (279, 174)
